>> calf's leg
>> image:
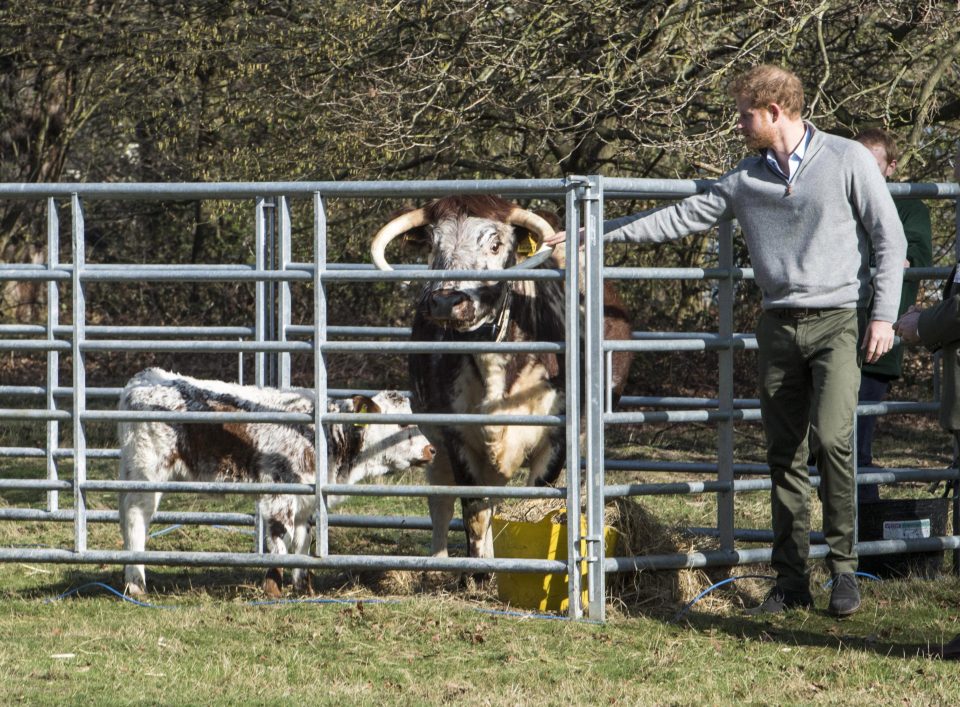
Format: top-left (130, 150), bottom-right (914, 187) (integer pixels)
top-left (120, 490), bottom-right (163, 595)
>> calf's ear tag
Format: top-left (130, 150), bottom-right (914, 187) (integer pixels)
top-left (354, 402), bottom-right (369, 427)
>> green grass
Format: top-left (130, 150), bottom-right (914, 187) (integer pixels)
top-left (1, 574), bottom-right (958, 704)
top-left (2, 415), bottom-right (959, 704)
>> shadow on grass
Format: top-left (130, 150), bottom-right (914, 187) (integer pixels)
top-left (678, 609), bottom-right (934, 660)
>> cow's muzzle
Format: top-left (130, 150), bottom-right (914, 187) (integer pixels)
top-left (427, 289), bottom-right (474, 323)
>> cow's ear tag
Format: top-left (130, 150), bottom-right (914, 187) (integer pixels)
top-left (518, 233), bottom-right (538, 257)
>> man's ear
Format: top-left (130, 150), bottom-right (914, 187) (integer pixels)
top-left (767, 102), bottom-right (782, 122)
top-left (885, 159), bottom-right (897, 179)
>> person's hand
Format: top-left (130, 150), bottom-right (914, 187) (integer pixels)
top-left (543, 227), bottom-right (585, 247)
top-left (861, 319), bottom-right (895, 364)
top-left (543, 230), bottom-right (566, 247)
top-left (894, 305), bottom-right (922, 345)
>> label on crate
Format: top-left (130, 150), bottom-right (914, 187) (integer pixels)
top-left (882, 518), bottom-right (931, 540)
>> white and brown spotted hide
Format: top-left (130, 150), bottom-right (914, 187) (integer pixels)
top-left (118, 368), bottom-right (432, 597)
top-left (389, 195), bottom-right (632, 563)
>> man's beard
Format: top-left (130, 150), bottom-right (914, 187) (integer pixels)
top-left (743, 124), bottom-right (776, 150)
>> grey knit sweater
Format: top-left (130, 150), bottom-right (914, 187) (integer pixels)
top-left (604, 125), bottom-right (907, 322)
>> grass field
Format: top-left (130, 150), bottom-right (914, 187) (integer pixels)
top-left (2, 414), bottom-right (959, 704)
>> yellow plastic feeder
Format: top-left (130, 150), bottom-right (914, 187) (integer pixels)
top-left (491, 509), bottom-right (619, 612)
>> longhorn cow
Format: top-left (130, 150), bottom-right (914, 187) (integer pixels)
top-left (371, 195), bottom-right (632, 562)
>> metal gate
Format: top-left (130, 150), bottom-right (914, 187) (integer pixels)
top-left (1, 177), bottom-right (958, 621)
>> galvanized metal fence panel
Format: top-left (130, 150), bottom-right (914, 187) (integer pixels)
top-left (1, 178), bottom-right (959, 621)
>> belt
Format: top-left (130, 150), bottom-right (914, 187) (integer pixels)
top-left (766, 307), bottom-right (844, 320)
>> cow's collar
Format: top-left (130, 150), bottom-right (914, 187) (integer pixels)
top-left (451, 288), bottom-right (512, 343)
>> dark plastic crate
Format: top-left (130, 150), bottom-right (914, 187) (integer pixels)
top-left (857, 498), bottom-right (950, 579)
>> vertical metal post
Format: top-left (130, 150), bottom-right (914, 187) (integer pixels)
top-left (313, 192), bottom-right (330, 557)
top-left (70, 194), bottom-right (87, 552)
top-left (252, 196), bottom-right (274, 552)
top-left (46, 198), bottom-right (60, 513)
top-left (278, 196), bottom-right (293, 389)
top-left (564, 183), bottom-right (583, 619)
top-left (583, 175), bottom-right (606, 620)
top-left (254, 197), bottom-right (267, 388)
top-left (716, 220), bottom-right (735, 551)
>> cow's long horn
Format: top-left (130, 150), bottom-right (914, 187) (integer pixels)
top-left (507, 206), bottom-right (555, 270)
top-left (370, 208), bottom-right (428, 272)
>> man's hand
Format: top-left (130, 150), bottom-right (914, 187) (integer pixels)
top-left (862, 319), bottom-right (895, 364)
top-left (894, 305), bottom-right (922, 345)
top-left (543, 227), bottom-right (584, 247)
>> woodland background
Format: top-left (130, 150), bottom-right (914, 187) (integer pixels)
top-left (2, 0), bottom-right (960, 398)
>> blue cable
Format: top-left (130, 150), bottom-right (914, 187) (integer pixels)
top-left (674, 574), bottom-right (776, 621)
top-left (675, 570), bottom-right (884, 621)
top-left (45, 582), bottom-right (177, 610)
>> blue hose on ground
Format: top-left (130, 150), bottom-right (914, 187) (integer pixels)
top-left (674, 570), bottom-right (883, 621)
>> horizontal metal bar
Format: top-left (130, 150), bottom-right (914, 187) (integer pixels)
top-left (0, 447), bottom-right (119, 459)
top-left (0, 340), bottom-right (71, 352)
top-left (619, 395), bottom-right (760, 409)
top-left (604, 267), bottom-right (752, 281)
top-left (0, 179), bottom-right (572, 200)
top-left (0, 264), bottom-right (563, 284)
top-left (617, 396), bottom-right (937, 417)
top-left (0, 548), bottom-right (567, 574)
top-left (80, 479), bottom-right (566, 499)
top-left (0, 386), bottom-right (397, 401)
top-left (0, 509), bottom-right (253, 526)
top-left (604, 459), bottom-right (770, 474)
top-left (605, 468), bottom-right (959, 497)
top-left (0, 479), bottom-right (72, 491)
top-left (0, 409), bottom-right (72, 421)
top-left (84, 409), bottom-right (562, 426)
top-left (3, 409), bottom-right (563, 427)
top-left (603, 266), bottom-right (945, 283)
top-left (0, 508), bottom-right (464, 532)
top-left (79, 340), bottom-right (313, 353)
top-left (605, 337), bottom-right (757, 352)
top-left (602, 177), bottom-right (960, 200)
top-left (602, 533), bottom-right (960, 573)
top-left (605, 409), bottom-right (763, 424)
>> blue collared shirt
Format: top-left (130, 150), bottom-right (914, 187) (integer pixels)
top-left (765, 126), bottom-right (811, 182)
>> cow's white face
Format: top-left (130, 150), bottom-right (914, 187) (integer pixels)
top-left (341, 391), bottom-right (434, 485)
top-left (422, 215), bottom-right (517, 331)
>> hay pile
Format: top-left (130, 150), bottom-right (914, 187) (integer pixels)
top-left (370, 497), bottom-right (771, 613)
top-left (495, 497), bottom-right (761, 614)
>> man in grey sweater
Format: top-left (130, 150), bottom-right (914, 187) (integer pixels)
top-left (547, 64), bottom-right (907, 617)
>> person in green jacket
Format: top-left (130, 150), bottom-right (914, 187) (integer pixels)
top-left (854, 129), bottom-right (933, 502)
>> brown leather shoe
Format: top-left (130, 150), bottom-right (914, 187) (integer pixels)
top-left (745, 584), bottom-right (814, 615)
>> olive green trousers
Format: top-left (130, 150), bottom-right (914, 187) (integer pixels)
top-left (757, 308), bottom-right (861, 591)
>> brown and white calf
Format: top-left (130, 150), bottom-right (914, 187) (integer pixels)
top-left (118, 368), bottom-right (433, 596)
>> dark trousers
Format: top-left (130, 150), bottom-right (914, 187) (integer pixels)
top-left (757, 309), bottom-right (860, 591)
top-left (856, 373), bottom-right (890, 503)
